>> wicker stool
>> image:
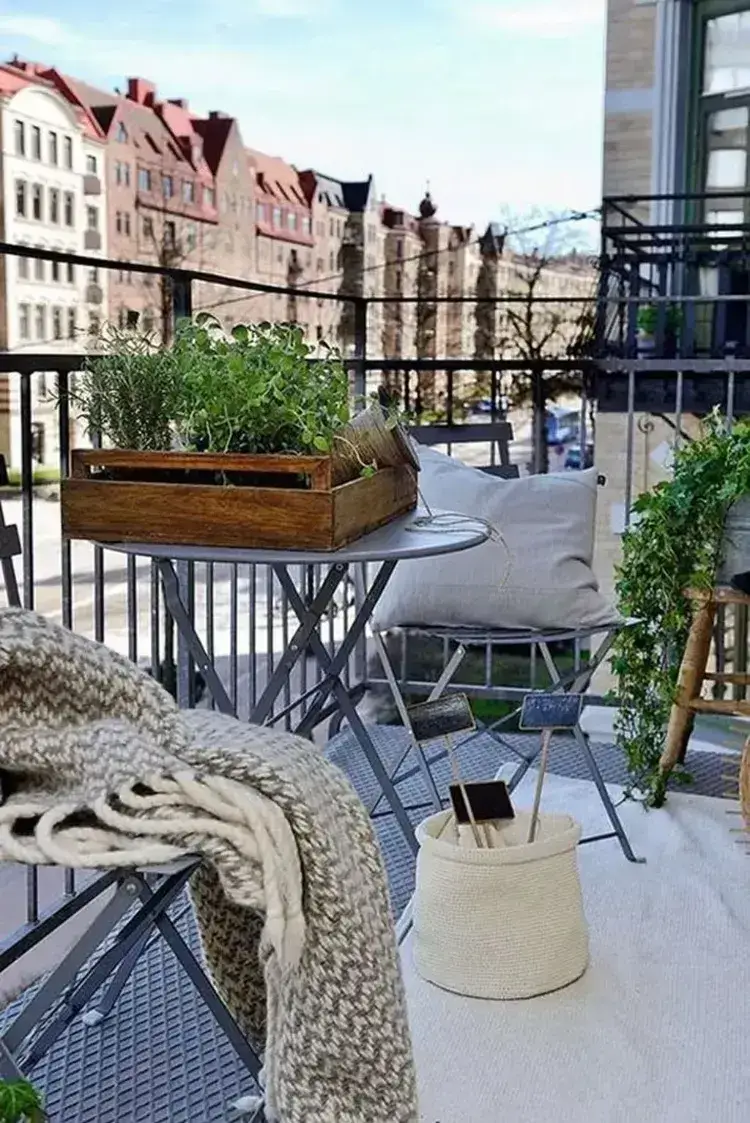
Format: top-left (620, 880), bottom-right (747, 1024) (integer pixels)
top-left (660, 587), bottom-right (750, 782)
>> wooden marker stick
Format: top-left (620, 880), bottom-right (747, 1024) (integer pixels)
top-left (445, 733), bottom-right (483, 849)
top-left (527, 729), bottom-right (553, 844)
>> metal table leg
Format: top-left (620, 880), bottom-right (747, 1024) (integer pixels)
top-left (271, 563), bottom-right (419, 853)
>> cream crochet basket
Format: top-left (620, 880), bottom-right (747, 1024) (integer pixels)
top-left (413, 809), bottom-right (589, 1000)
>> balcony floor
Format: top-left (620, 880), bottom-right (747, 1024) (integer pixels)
top-left (0, 727), bottom-right (733, 1122)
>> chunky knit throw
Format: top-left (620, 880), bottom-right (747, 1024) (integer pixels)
top-left (0, 609), bottom-right (418, 1123)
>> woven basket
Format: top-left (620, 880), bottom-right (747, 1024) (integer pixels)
top-left (413, 809), bottom-right (589, 1000)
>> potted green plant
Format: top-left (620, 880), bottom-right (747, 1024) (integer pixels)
top-left (636, 303), bottom-right (682, 358)
top-left (0, 1078), bottom-right (45, 1122)
top-left (61, 317), bottom-right (418, 550)
top-left (611, 410), bottom-right (750, 807)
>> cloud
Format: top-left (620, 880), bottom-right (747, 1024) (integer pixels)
top-left (0, 15), bottom-right (73, 44)
top-left (464, 0), bottom-right (604, 35)
top-left (250, 0), bottom-right (332, 16)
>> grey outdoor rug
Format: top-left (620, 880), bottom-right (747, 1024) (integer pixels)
top-left (0, 724), bottom-right (736, 1123)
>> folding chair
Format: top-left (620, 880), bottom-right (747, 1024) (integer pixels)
top-left (372, 619), bottom-right (642, 864)
top-left (0, 474), bottom-right (264, 1120)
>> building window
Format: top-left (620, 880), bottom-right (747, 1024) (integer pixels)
top-left (273, 207), bottom-right (282, 227)
top-left (116, 122), bottom-right (127, 142)
top-left (165, 220), bottom-right (176, 249)
top-left (258, 203), bottom-right (267, 223)
top-left (116, 211), bottom-right (122, 234)
top-left (124, 212), bottom-right (131, 236)
top-left (18, 251), bottom-right (29, 280)
top-left (51, 259), bottom-right (60, 282)
top-left (185, 223), bottom-right (196, 252)
top-left (19, 304), bottom-right (30, 340)
top-left (329, 252), bottom-right (334, 271)
top-left (127, 309), bottom-right (139, 329)
top-left (86, 154), bottom-right (98, 174)
top-left (64, 192), bottom-right (74, 226)
top-left (52, 307), bottom-right (63, 340)
top-left (143, 216), bottom-right (154, 239)
top-left (317, 257), bottom-right (324, 272)
top-left (34, 250), bottom-right (44, 281)
top-left (49, 188), bottom-right (60, 224)
top-left (204, 185), bottom-right (216, 207)
top-left (138, 167), bottom-right (152, 192)
top-left (89, 267), bottom-right (99, 284)
top-left (14, 119), bottom-right (25, 156)
top-left (15, 180), bottom-right (26, 218)
top-left (329, 218), bottom-right (335, 237)
top-left (31, 184), bottom-right (42, 220)
top-left (35, 305), bottom-right (46, 341)
top-left (32, 126), bottom-right (41, 160)
top-left (86, 206), bottom-right (99, 231)
top-left (89, 312), bottom-right (101, 336)
top-left (49, 131), bottom-right (58, 166)
top-left (182, 180), bottom-right (195, 204)
top-left (67, 262), bottom-right (75, 284)
top-left (302, 216), bottom-right (311, 235)
top-left (67, 308), bottom-right (76, 339)
top-left (396, 239), bottom-right (403, 258)
top-left (288, 212), bottom-right (297, 231)
top-left (64, 135), bottom-right (72, 168)
top-left (162, 174), bottom-right (174, 198)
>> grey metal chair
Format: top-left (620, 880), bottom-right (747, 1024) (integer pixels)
top-left (0, 468), bottom-right (264, 1119)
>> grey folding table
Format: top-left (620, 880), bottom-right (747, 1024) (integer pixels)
top-left (106, 511), bottom-right (489, 855)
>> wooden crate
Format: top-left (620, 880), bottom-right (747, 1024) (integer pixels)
top-left (61, 450), bottom-right (418, 550)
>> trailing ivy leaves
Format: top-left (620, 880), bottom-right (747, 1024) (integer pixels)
top-left (613, 410), bottom-right (750, 807)
top-left (0, 1078), bottom-right (45, 1122)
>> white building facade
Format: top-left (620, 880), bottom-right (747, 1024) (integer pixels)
top-left (1, 75), bottom-right (107, 468)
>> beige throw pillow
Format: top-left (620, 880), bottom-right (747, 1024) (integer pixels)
top-left (371, 448), bottom-right (619, 633)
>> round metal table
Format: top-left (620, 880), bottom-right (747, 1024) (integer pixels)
top-left (106, 509), bottom-right (489, 852)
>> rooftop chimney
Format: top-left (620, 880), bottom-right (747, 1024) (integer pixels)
top-left (169, 97), bottom-right (188, 110)
top-left (127, 77), bottom-right (156, 106)
top-left (208, 110), bottom-right (228, 120)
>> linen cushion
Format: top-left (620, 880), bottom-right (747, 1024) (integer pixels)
top-left (371, 447), bottom-right (619, 633)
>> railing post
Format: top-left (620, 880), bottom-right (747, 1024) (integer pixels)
top-left (171, 271), bottom-right (193, 335)
top-left (353, 296), bottom-right (368, 403)
top-left (170, 270), bottom-right (193, 704)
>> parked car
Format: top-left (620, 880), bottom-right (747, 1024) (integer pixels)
top-left (564, 444), bottom-right (594, 471)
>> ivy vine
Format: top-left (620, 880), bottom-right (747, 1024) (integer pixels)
top-left (612, 411), bottom-right (750, 807)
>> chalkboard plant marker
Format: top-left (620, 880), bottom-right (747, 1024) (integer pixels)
top-left (527, 729), bottom-right (553, 844)
top-left (445, 733), bottom-right (484, 849)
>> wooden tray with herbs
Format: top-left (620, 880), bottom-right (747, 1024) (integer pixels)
top-left (62, 449), bottom-right (418, 551)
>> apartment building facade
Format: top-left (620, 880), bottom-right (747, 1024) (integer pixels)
top-left (0, 61), bottom-right (107, 467)
top-left (595, 0), bottom-right (750, 657)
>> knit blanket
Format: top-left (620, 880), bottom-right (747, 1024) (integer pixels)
top-left (0, 609), bottom-right (418, 1123)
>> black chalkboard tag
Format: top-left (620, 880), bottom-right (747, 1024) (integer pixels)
top-left (450, 780), bottom-right (515, 825)
top-left (519, 692), bottom-right (584, 731)
top-left (408, 693), bottom-right (475, 745)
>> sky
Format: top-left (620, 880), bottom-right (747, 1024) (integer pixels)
top-left (0, 0), bottom-right (606, 239)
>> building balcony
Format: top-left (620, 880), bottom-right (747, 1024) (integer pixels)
top-left (83, 174), bottom-right (101, 196)
top-left (83, 229), bottom-right (102, 251)
top-left (600, 192), bottom-right (750, 364)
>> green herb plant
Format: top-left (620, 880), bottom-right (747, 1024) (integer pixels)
top-left (612, 410), bottom-right (750, 806)
top-left (171, 317), bottom-right (350, 455)
top-left (70, 324), bottom-right (184, 451)
top-left (0, 1078), bottom-right (45, 1122)
top-left (636, 303), bottom-right (682, 338)
top-left (71, 317), bottom-right (353, 458)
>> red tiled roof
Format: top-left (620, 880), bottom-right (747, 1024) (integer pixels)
top-left (247, 148), bottom-right (308, 208)
top-left (1, 60), bottom-right (105, 141)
